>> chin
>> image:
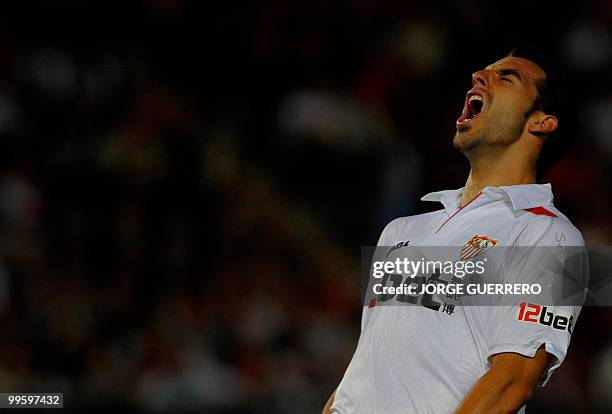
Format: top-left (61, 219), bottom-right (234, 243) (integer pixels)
top-left (453, 129), bottom-right (477, 152)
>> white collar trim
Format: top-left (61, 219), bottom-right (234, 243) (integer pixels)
top-left (421, 183), bottom-right (554, 211)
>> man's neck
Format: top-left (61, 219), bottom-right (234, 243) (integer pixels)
top-left (460, 153), bottom-right (537, 208)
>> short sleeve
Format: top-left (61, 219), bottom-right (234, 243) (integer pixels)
top-left (485, 217), bottom-right (588, 386)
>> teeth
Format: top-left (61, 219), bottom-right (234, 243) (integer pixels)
top-left (469, 95), bottom-right (482, 103)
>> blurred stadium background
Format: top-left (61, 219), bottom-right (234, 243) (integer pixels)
top-left (0, 0), bottom-right (611, 413)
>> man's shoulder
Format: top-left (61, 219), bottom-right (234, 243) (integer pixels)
top-left (378, 209), bottom-right (445, 245)
top-left (385, 209), bottom-right (446, 231)
top-left (519, 205), bottom-right (584, 247)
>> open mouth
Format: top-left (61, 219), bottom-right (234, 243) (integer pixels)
top-left (457, 91), bottom-right (487, 125)
top-left (466, 95), bottom-right (484, 120)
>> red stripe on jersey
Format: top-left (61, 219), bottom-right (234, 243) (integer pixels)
top-left (525, 207), bottom-right (558, 217)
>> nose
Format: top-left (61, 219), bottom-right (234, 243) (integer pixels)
top-left (471, 70), bottom-right (488, 87)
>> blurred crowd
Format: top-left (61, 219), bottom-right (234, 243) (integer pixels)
top-left (0, 0), bottom-right (611, 413)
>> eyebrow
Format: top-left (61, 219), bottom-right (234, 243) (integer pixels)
top-left (496, 68), bottom-right (522, 82)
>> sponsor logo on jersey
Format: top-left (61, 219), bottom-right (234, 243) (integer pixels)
top-left (459, 235), bottom-right (499, 260)
top-left (517, 302), bottom-right (574, 334)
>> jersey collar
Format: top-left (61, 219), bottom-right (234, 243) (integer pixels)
top-left (420, 188), bottom-right (464, 212)
top-left (421, 183), bottom-right (554, 212)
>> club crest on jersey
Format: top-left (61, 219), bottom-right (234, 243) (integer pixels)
top-left (460, 235), bottom-right (499, 260)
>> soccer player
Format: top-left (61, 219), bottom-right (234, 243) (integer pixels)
top-left (323, 47), bottom-right (588, 413)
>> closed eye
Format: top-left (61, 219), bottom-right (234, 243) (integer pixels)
top-left (497, 68), bottom-right (522, 83)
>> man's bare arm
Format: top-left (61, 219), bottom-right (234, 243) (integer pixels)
top-left (322, 391), bottom-right (335, 414)
top-left (455, 344), bottom-right (552, 414)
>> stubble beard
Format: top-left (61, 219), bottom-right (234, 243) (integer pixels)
top-left (453, 113), bottom-right (526, 160)
top-left (453, 126), bottom-right (483, 156)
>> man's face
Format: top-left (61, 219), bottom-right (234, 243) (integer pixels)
top-left (453, 56), bottom-right (546, 153)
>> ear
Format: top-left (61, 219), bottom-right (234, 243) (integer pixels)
top-left (528, 113), bottom-right (558, 136)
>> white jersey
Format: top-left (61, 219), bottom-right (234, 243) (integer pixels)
top-left (332, 184), bottom-right (587, 414)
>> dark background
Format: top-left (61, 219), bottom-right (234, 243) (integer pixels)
top-left (0, 0), bottom-right (611, 413)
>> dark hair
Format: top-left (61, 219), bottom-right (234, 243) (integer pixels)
top-left (507, 45), bottom-right (571, 180)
